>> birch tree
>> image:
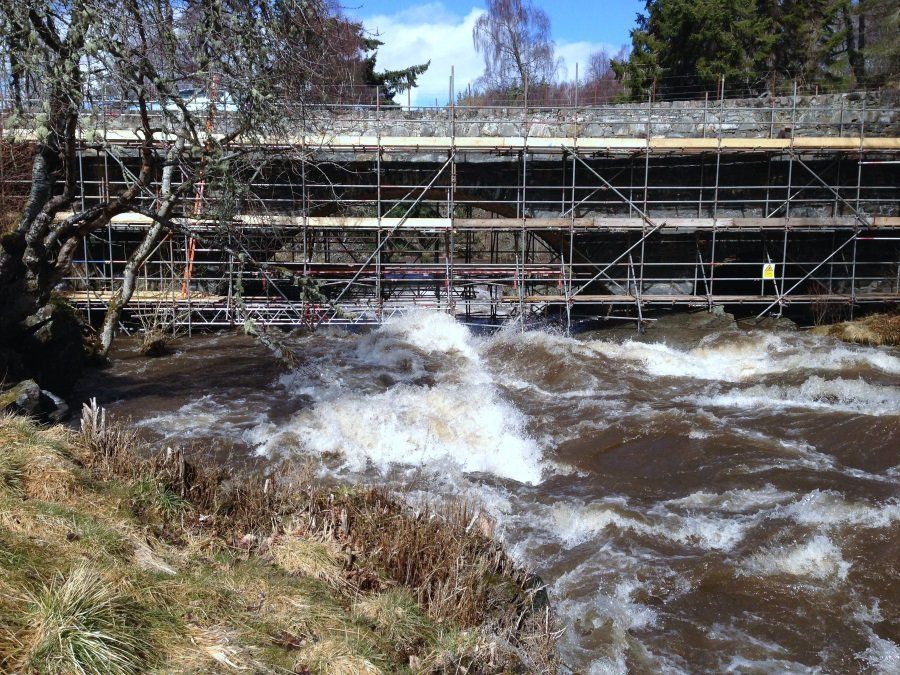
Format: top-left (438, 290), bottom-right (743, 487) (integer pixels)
top-left (472, 0), bottom-right (559, 94)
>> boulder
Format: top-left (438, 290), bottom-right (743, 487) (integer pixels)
top-left (738, 316), bottom-right (798, 332)
top-left (0, 379), bottom-right (68, 421)
top-left (0, 379), bottom-right (43, 416)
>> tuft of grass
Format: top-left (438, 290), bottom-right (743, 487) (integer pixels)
top-left (294, 639), bottom-right (384, 675)
top-left (0, 413), bottom-right (78, 501)
top-left (353, 589), bottom-right (433, 658)
top-left (21, 564), bottom-right (154, 674)
top-left (813, 311), bottom-right (900, 346)
top-left (130, 475), bottom-right (189, 523)
top-left (0, 446), bottom-right (25, 497)
top-left (272, 534), bottom-right (349, 591)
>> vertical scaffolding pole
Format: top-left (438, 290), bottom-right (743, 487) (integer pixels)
top-left (376, 88), bottom-right (383, 320)
top-left (448, 66), bottom-right (456, 315)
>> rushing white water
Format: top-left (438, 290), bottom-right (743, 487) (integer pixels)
top-left (742, 534), bottom-right (852, 581)
top-left (87, 310), bottom-right (900, 673)
top-left (586, 331), bottom-right (900, 381)
top-left (249, 311), bottom-right (546, 484)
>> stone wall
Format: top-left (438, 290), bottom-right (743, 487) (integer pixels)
top-left (309, 91), bottom-right (898, 139)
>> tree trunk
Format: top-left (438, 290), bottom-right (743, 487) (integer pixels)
top-left (98, 136), bottom-right (185, 356)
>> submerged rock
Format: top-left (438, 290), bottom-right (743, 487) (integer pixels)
top-left (582, 308), bottom-right (738, 349)
top-left (738, 316), bottom-right (798, 332)
top-left (810, 313), bottom-right (900, 347)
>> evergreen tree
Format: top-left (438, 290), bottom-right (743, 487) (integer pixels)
top-left (358, 35), bottom-right (430, 104)
top-left (612, 0), bottom-right (775, 99)
top-left (613, 0), bottom-right (897, 99)
top-left (857, 0), bottom-right (899, 86)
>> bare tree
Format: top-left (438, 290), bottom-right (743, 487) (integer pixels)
top-left (582, 45), bottom-right (628, 104)
top-left (0, 0), bottom-right (347, 386)
top-left (472, 0), bottom-right (559, 94)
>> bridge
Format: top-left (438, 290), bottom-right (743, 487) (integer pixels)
top-left (4, 90), bottom-right (898, 329)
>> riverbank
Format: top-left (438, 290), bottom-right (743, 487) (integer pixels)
top-left (0, 407), bottom-right (558, 673)
top-left (810, 312), bottom-right (900, 347)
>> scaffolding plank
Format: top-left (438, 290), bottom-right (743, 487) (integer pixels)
top-left (9, 129), bottom-right (900, 152)
top-left (56, 213), bottom-right (900, 231)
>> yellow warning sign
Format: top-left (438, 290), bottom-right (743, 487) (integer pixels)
top-left (762, 263), bottom-right (776, 280)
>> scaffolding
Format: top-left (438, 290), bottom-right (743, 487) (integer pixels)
top-left (4, 89), bottom-right (898, 330)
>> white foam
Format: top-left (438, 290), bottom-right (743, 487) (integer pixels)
top-left (554, 565), bottom-right (659, 675)
top-left (859, 634), bottom-right (900, 674)
top-left (551, 500), bottom-right (750, 551)
top-left (779, 490), bottom-right (900, 529)
top-left (855, 602), bottom-right (900, 673)
top-left (721, 655), bottom-right (823, 674)
top-left (742, 535), bottom-right (851, 581)
top-left (358, 308), bottom-right (480, 364)
top-left (250, 310), bottom-right (544, 484)
top-left (134, 395), bottom-right (248, 440)
top-left (666, 485), bottom-right (795, 512)
top-left (586, 332), bottom-right (900, 382)
top-left (687, 376), bottom-right (900, 416)
top-left (253, 382), bottom-right (544, 483)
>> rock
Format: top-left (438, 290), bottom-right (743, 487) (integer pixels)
top-left (579, 308), bottom-right (738, 348)
top-left (0, 379), bottom-right (69, 421)
top-left (132, 538), bottom-right (176, 576)
top-left (738, 316), bottom-right (798, 332)
top-left (523, 573), bottom-right (550, 613)
top-left (40, 389), bottom-right (70, 423)
top-left (0, 379), bottom-right (43, 416)
top-left (646, 307), bottom-right (737, 340)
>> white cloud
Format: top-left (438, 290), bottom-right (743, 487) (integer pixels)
top-left (361, 3), bottom-right (619, 106)
top-left (362, 4), bottom-right (485, 106)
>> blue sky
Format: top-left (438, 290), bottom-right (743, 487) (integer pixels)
top-left (346, 1), bottom-right (643, 105)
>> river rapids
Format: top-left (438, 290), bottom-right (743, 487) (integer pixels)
top-left (77, 311), bottom-right (900, 673)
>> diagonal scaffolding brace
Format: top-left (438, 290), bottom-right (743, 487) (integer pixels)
top-left (562, 147), bottom-right (666, 299)
top-left (314, 152), bottom-right (457, 326)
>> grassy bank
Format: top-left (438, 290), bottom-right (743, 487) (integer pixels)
top-left (810, 312), bottom-right (900, 347)
top-left (0, 406), bottom-right (558, 673)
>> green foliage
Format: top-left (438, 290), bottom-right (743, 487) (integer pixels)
top-left (131, 475), bottom-right (189, 522)
top-left (613, 0), bottom-right (899, 99)
top-left (613, 0), bottom-right (776, 99)
top-left (352, 32), bottom-right (430, 104)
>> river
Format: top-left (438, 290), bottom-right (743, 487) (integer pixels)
top-left (75, 311), bottom-right (900, 673)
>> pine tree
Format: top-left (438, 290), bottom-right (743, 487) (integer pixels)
top-left (857, 0), bottom-right (899, 86)
top-left (612, 0), bottom-right (776, 100)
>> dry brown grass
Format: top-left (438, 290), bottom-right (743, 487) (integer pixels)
top-left (811, 311), bottom-right (900, 346)
top-left (0, 413), bottom-right (79, 501)
top-left (272, 533), bottom-right (349, 590)
top-left (0, 406), bottom-right (561, 672)
top-left (294, 639), bottom-right (383, 675)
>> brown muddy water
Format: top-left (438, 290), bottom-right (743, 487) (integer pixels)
top-left (75, 311), bottom-right (900, 673)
